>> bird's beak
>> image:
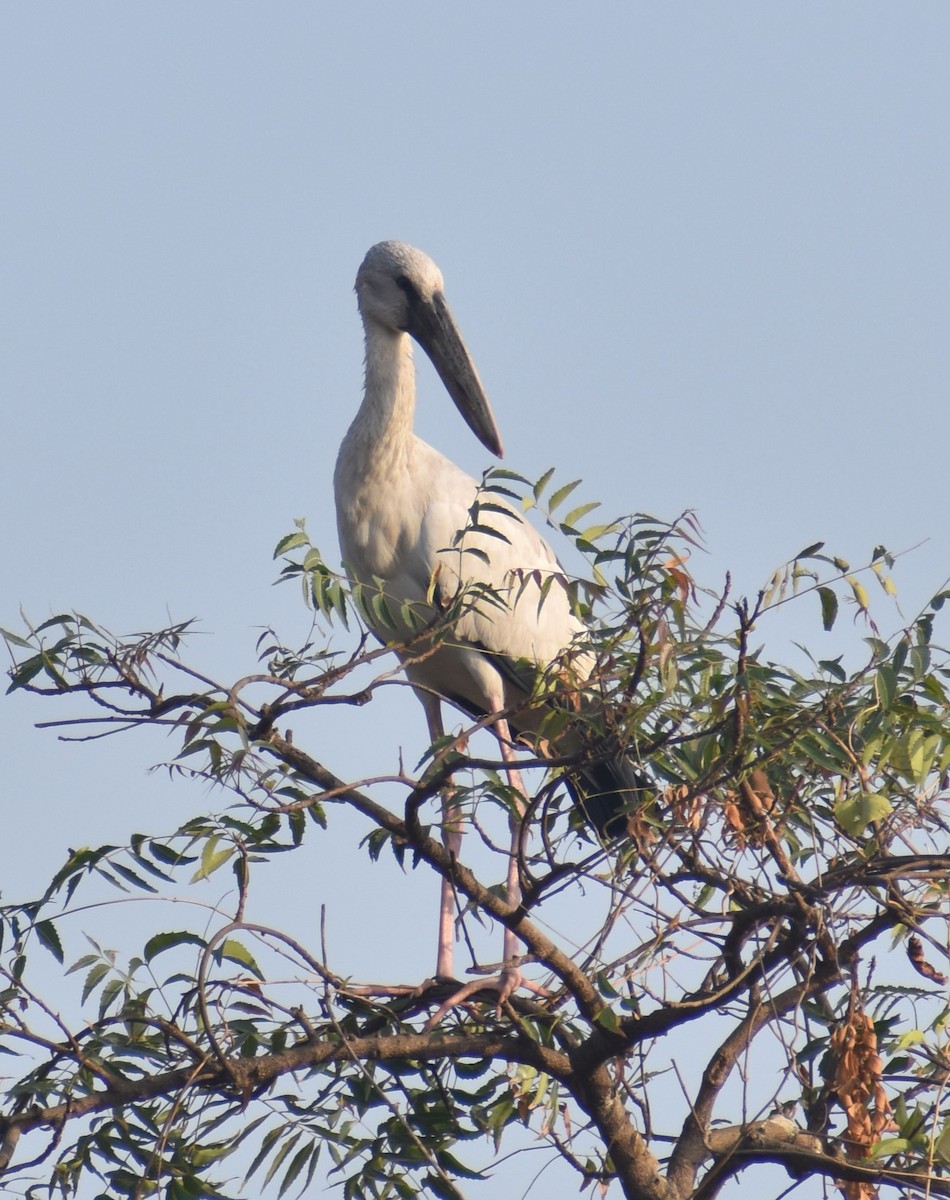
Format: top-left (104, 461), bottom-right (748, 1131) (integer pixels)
top-left (408, 291), bottom-right (504, 458)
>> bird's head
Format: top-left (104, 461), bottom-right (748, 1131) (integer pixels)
top-left (356, 241), bottom-right (504, 458)
top-left (356, 241), bottom-right (445, 332)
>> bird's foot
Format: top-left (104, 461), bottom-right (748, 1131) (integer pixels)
top-left (340, 981), bottom-right (428, 998)
top-left (422, 966), bottom-right (549, 1031)
top-left (332, 973), bottom-right (550, 1031)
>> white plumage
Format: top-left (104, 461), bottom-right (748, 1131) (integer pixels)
top-left (334, 241), bottom-right (632, 991)
top-left (335, 241), bottom-right (587, 736)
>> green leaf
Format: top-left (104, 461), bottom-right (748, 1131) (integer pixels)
top-left (466, 522), bottom-right (512, 544)
top-left (454, 1057), bottom-right (492, 1079)
top-left (563, 500), bottom-right (600, 528)
top-left (578, 522), bottom-right (617, 544)
top-left (596, 971), bottom-right (620, 999)
top-left (6, 654), bottom-right (45, 692)
top-left (273, 531), bottom-right (310, 558)
top-left (244, 1125), bottom-right (285, 1183)
top-left (532, 467), bottom-right (555, 501)
top-left (109, 862), bottom-right (159, 893)
top-left (278, 1142), bottom-right (314, 1198)
top-left (35, 614), bottom-right (76, 632)
top-left (909, 645), bottom-right (931, 679)
top-left (435, 1149), bottom-right (487, 1181)
top-left (795, 541), bottom-right (825, 559)
top-left (471, 500), bottom-right (516, 519)
top-left (422, 1175), bottom-right (464, 1200)
top-left (547, 479), bottom-right (581, 513)
top-left (65, 953), bottom-right (99, 976)
top-left (81, 962), bottom-right (112, 1003)
top-left (487, 1087), bottom-right (516, 1127)
top-left (0, 627), bottom-right (33, 649)
top-left (99, 977), bottom-right (124, 1017)
top-left (817, 586), bottom-right (838, 631)
top-left (872, 1137), bottom-right (913, 1157)
top-left (935, 1120), bottom-right (950, 1165)
top-left (485, 467), bottom-right (529, 484)
top-left (875, 664), bottom-right (896, 710)
top-left (369, 591), bottom-right (398, 631)
top-left (218, 939), bottom-right (264, 980)
top-left (913, 732), bottom-right (941, 786)
top-left (595, 1005), bottom-right (620, 1033)
top-left (263, 1133), bottom-right (302, 1189)
top-left (35, 919), bottom-right (64, 963)
top-left (144, 930), bottom-right (206, 963)
top-left (834, 791), bottom-right (893, 837)
top-left (190, 839), bottom-right (235, 883)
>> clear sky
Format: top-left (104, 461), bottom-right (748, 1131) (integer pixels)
top-left (2, 5), bottom-right (949, 1196)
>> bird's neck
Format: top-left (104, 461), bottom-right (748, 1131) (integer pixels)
top-left (348, 322), bottom-right (416, 472)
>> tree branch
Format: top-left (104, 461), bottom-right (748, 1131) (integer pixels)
top-left (0, 1028), bottom-right (564, 1172)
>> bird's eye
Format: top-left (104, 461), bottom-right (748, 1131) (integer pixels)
top-left (395, 274), bottom-right (416, 298)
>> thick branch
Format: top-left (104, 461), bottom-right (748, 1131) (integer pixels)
top-left (699, 1119), bottom-right (950, 1200)
top-left (570, 1060), bottom-right (671, 1200)
top-left (0, 1028), bottom-right (564, 1172)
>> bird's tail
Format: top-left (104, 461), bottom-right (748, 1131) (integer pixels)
top-left (567, 752), bottom-right (650, 839)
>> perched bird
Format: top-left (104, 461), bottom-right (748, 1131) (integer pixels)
top-left (334, 241), bottom-right (638, 999)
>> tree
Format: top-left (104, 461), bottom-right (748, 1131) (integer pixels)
top-left (2, 469), bottom-right (949, 1200)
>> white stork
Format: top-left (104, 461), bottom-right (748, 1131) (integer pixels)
top-left (334, 241), bottom-right (636, 1006)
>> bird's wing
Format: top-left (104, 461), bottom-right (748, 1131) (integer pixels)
top-left (402, 444), bottom-right (590, 688)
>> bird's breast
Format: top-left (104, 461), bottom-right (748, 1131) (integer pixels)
top-left (335, 467), bottom-right (423, 585)
top-left (334, 424), bottom-right (421, 581)
top-left (343, 511), bottom-right (410, 582)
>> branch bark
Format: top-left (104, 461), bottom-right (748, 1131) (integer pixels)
top-left (0, 1028), bottom-right (565, 1171)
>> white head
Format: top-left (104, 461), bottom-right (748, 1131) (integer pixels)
top-left (356, 241), bottom-right (445, 332)
top-left (355, 241), bottom-right (504, 458)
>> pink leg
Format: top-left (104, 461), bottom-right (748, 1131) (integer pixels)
top-left (494, 716), bottom-right (528, 1004)
top-left (419, 693), bottom-right (461, 980)
top-left (423, 715), bottom-right (547, 1029)
top-left (345, 700), bottom-right (547, 1025)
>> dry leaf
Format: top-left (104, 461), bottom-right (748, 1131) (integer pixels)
top-left (722, 772), bottom-right (776, 847)
top-left (830, 993), bottom-right (894, 1200)
top-left (668, 783), bottom-right (704, 831)
top-left (907, 934), bottom-right (948, 985)
top-left (663, 553), bottom-right (695, 604)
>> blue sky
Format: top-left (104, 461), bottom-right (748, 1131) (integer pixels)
top-left (2, 5), bottom-right (949, 1195)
